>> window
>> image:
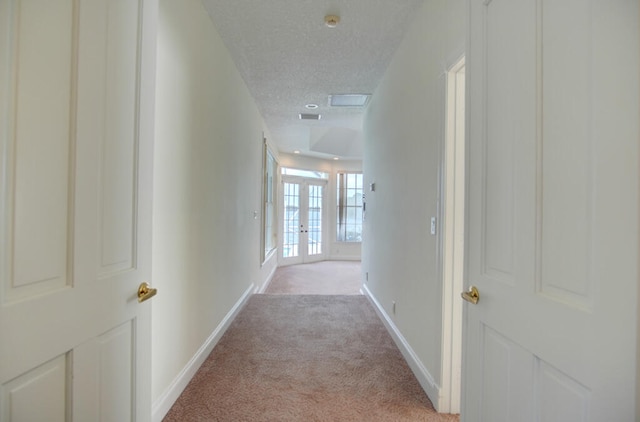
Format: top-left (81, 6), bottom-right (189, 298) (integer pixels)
top-left (262, 143), bottom-right (277, 262)
top-left (336, 172), bottom-right (363, 242)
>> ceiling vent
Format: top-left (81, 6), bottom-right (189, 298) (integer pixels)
top-left (299, 113), bottom-right (322, 120)
top-left (328, 94), bottom-right (371, 107)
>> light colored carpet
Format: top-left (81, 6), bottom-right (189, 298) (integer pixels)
top-left (264, 261), bottom-right (362, 295)
top-left (163, 295), bottom-right (459, 421)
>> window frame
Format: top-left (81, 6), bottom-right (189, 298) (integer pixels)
top-left (336, 171), bottom-right (363, 243)
top-left (261, 140), bottom-right (278, 263)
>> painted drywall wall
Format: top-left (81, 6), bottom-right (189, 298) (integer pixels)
top-left (152, 0), bottom-right (277, 412)
top-left (362, 0), bottom-right (465, 400)
top-left (278, 154), bottom-right (363, 261)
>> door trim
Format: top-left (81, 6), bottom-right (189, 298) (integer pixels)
top-left (439, 55), bottom-right (465, 414)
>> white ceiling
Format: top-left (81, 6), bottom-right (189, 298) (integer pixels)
top-left (201, 0), bottom-right (425, 160)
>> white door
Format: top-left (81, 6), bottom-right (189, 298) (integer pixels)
top-left (462, 0), bottom-right (638, 421)
top-left (0, 1), bottom-right (157, 421)
top-left (281, 177), bottom-right (326, 265)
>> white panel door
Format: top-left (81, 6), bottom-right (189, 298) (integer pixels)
top-left (281, 177), bottom-right (326, 265)
top-left (462, 0), bottom-right (639, 421)
top-left (0, 0), bottom-right (157, 421)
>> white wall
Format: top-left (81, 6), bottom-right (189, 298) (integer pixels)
top-left (278, 153), bottom-right (363, 261)
top-left (362, 0), bottom-right (465, 408)
top-left (151, 0), bottom-right (277, 417)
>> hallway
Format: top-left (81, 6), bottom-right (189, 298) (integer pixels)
top-left (162, 262), bottom-right (459, 421)
top-left (1, 0), bottom-right (636, 420)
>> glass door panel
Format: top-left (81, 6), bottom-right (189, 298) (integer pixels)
top-left (281, 177), bottom-right (326, 264)
top-left (307, 184), bottom-right (323, 256)
top-left (283, 182), bottom-right (299, 258)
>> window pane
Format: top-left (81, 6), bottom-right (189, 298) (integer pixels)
top-left (308, 184), bottom-right (323, 256)
top-left (355, 191), bottom-right (363, 206)
top-left (336, 172), bottom-right (363, 242)
top-left (347, 189), bottom-right (356, 206)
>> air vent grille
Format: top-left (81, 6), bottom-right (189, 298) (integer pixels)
top-left (299, 113), bottom-right (321, 120)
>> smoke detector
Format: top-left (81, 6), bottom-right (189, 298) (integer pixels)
top-left (324, 15), bottom-right (340, 28)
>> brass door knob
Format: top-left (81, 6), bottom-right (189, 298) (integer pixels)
top-left (137, 282), bottom-right (157, 303)
top-left (461, 286), bottom-right (480, 304)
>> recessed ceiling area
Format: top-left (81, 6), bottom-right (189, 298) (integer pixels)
top-left (201, 0), bottom-right (425, 160)
top-left (328, 94), bottom-right (371, 108)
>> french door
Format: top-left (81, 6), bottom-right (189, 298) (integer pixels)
top-left (281, 177), bottom-right (327, 265)
top-left (0, 1), bottom-right (157, 420)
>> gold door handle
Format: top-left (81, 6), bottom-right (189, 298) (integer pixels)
top-left (461, 286), bottom-right (480, 304)
top-left (137, 282), bottom-right (157, 303)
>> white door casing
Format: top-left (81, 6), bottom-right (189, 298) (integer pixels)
top-left (0, 0), bottom-right (157, 420)
top-left (462, 0), bottom-right (639, 421)
top-left (440, 55), bottom-right (465, 414)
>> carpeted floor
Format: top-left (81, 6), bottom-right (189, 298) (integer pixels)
top-left (264, 261), bottom-right (362, 295)
top-left (163, 294), bottom-right (459, 421)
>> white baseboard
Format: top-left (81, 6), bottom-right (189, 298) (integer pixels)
top-left (327, 255), bottom-right (362, 261)
top-left (362, 283), bottom-right (443, 411)
top-left (255, 262), bottom-right (278, 294)
top-left (151, 284), bottom-right (254, 422)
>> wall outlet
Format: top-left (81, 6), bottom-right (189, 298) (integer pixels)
top-left (392, 301), bottom-right (396, 315)
top-left (430, 217), bottom-right (437, 235)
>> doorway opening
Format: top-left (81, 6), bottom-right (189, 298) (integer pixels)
top-left (280, 169), bottom-right (328, 266)
top-left (440, 55), bottom-right (465, 414)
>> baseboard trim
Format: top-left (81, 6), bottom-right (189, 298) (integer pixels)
top-left (255, 262), bottom-right (278, 294)
top-left (151, 284), bottom-right (254, 422)
top-left (327, 255), bottom-right (362, 261)
top-left (362, 283), bottom-right (442, 411)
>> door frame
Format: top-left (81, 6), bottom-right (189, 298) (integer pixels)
top-left (439, 54), bottom-right (465, 414)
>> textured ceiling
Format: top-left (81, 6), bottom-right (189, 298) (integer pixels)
top-left (201, 0), bottom-right (425, 160)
